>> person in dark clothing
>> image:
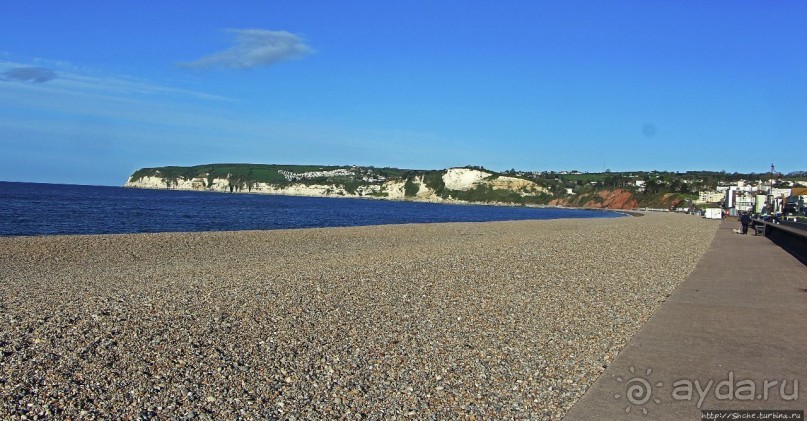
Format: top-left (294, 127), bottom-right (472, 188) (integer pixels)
top-left (740, 212), bottom-right (751, 235)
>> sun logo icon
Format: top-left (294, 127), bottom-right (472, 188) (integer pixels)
top-left (614, 366), bottom-right (663, 415)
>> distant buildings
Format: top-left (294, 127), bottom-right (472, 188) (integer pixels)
top-left (786, 187), bottom-right (807, 215)
top-left (698, 179), bottom-right (801, 216)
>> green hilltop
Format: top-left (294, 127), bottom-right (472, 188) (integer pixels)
top-left (127, 164), bottom-right (807, 209)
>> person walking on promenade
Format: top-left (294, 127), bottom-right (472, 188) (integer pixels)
top-left (740, 212), bottom-right (751, 235)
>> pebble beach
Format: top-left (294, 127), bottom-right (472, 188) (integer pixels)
top-left (0, 212), bottom-right (719, 419)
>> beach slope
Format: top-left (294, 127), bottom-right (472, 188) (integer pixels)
top-left (0, 213), bottom-right (718, 418)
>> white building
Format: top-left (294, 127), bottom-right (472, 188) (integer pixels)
top-left (771, 187), bottom-right (792, 197)
top-left (704, 208), bottom-right (723, 219)
top-left (697, 191), bottom-right (724, 203)
top-left (735, 195), bottom-right (755, 213)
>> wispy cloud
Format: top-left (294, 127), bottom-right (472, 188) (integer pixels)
top-left (181, 29), bottom-right (312, 69)
top-left (0, 60), bottom-right (229, 101)
top-left (0, 59), bottom-right (236, 138)
top-left (1, 66), bottom-right (57, 83)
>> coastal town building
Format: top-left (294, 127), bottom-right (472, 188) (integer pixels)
top-left (696, 191), bottom-right (724, 203)
top-left (785, 188), bottom-right (807, 215)
top-left (702, 179), bottom-right (803, 216)
top-left (734, 194), bottom-right (754, 213)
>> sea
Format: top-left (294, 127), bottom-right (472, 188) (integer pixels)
top-left (0, 181), bottom-right (623, 237)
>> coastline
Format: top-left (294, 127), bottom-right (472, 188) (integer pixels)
top-left (124, 182), bottom-right (641, 212)
top-left (0, 213), bottom-right (718, 418)
top-left (2, 181), bottom-right (629, 238)
top-left (1, 180), bottom-right (636, 213)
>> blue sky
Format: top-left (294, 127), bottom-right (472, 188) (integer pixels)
top-left (1, 1), bottom-right (805, 185)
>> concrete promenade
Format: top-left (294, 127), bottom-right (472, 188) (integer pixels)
top-left (565, 219), bottom-right (807, 420)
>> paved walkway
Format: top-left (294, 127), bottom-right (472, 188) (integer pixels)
top-left (565, 219), bottom-right (807, 420)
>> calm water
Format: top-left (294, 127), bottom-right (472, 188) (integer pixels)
top-left (0, 181), bottom-right (622, 236)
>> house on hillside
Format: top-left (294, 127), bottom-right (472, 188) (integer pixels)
top-left (697, 191), bottom-right (724, 203)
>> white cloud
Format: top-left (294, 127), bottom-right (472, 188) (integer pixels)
top-left (182, 29), bottom-right (313, 69)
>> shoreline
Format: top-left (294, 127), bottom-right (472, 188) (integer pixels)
top-left (123, 183), bottom-right (641, 212)
top-left (2, 182), bottom-right (630, 238)
top-left (0, 211), bottom-right (628, 239)
top-left (0, 213), bottom-right (718, 418)
top-left (0, 209), bottom-right (627, 239)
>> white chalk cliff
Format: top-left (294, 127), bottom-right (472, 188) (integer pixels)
top-left (125, 167), bottom-right (548, 204)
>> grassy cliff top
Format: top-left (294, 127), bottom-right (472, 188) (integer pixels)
top-left (129, 163), bottom-right (413, 184)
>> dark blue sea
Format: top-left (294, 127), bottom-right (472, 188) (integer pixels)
top-left (0, 181), bottom-right (623, 236)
